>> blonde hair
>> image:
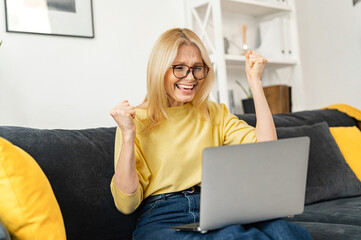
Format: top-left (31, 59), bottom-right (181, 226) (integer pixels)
top-left (143, 28), bottom-right (214, 134)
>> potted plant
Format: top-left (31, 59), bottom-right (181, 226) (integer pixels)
top-left (236, 80), bottom-right (255, 114)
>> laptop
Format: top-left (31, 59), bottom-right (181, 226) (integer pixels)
top-left (170, 137), bottom-right (310, 233)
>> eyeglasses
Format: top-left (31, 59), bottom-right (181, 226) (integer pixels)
top-left (170, 64), bottom-right (210, 80)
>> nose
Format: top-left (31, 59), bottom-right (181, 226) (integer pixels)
top-left (184, 69), bottom-right (196, 81)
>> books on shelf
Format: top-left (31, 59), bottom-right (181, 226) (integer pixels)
top-left (283, 17), bottom-right (293, 56)
top-left (255, 17), bottom-right (293, 59)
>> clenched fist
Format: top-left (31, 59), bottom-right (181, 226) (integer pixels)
top-left (110, 100), bottom-right (136, 134)
top-left (245, 50), bottom-right (268, 83)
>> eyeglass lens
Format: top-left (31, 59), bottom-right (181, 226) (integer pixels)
top-left (173, 65), bottom-right (209, 80)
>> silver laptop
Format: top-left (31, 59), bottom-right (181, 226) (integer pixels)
top-left (171, 137), bottom-right (310, 233)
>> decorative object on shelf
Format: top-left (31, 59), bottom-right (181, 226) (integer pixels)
top-left (224, 37), bottom-right (230, 54)
top-left (228, 89), bottom-right (235, 113)
top-left (227, 38), bottom-right (243, 55)
top-left (4, 0), bottom-right (94, 38)
top-left (263, 85), bottom-right (291, 114)
top-left (236, 80), bottom-right (255, 114)
top-left (242, 24), bottom-right (248, 55)
top-left (354, 0), bottom-right (361, 6)
top-left (236, 80), bottom-right (252, 99)
top-left (241, 98), bottom-right (255, 114)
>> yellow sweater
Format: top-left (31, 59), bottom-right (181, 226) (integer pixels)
top-left (110, 101), bottom-right (257, 214)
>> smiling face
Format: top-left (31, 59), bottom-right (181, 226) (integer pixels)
top-left (164, 44), bottom-right (205, 107)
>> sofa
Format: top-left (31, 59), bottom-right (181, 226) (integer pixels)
top-left (0, 105), bottom-right (360, 240)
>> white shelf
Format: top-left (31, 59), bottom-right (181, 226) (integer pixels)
top-left (221, 0), bottom-right (292, 16)
top-left (225, 54), bottom-right (297, 67)
top-left (185, 0), bottom-right (302, 112)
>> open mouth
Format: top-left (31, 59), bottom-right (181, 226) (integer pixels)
top-left (176, 84), bottom-right (196, 91)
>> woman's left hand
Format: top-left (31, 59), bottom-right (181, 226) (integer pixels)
top-left (245, 50), bottom-right (268, 84)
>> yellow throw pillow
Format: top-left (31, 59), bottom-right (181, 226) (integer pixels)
top-left (0, 137), bottom-right (66, 240)
top-left (330, 126), bottom-right (361, 181)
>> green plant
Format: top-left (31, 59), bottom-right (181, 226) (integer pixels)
top-left (235, 80), bottom-right (253, 99)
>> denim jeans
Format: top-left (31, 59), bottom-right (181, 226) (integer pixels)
top-left (133, 191), bottom-right (313, 240)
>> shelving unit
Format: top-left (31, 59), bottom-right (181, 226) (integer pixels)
top-left (225, 54), bottom-right (297, 68)
top-left (221, 0), bottom-right (292, 16)
top-left (184, 0), bottom-right (304, 113)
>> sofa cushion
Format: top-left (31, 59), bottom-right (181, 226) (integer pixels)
top-left (0, 126), bottom-right (138, 240)
top-left (290, 221), bottom-right (361, 240)
top-left (330, 126), bottom-right (361, 181)
top-left (0, 221), bottom-right (11, 240)
top-left (237, 109), bottom-right (358, 128)
top-left (276, 122), bottom-right (361, 205)
top-left (323, 104), bottom-right (361, 129)
top-left (288, 195), bottom-right (361, 227)
top-left (0, 137), bottom-right (66, 240)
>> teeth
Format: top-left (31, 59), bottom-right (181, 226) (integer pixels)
top-left (177, 84), bottom-right (194, 89)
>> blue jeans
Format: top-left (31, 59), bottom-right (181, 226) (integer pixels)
top-left (133, 191), bottom-right (313, 240)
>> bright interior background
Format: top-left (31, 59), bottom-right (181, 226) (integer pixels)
top-left (0, 0), bottom-right (360, 129)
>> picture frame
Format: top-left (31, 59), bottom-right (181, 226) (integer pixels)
top-left (4, 0), bottom-right (94, 38)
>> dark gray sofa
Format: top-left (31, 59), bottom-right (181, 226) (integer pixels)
top-left (0, 108), bottom-right (360, 240)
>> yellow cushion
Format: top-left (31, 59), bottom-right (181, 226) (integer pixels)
top-left (0, 137), bottom-right (66, 240)
top-left (330, 126), bottom-right (361, 181)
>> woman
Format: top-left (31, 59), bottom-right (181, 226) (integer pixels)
top-left (110, 28), bottom-right (312, 239)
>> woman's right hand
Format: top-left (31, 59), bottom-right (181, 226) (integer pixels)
top-left (110, 100), bottom-right (136, 134)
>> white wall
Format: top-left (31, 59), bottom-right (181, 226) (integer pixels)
top-left (295, 0), bottom-right (361, 110)
top-left (0, 0), bottom-right (185, 129)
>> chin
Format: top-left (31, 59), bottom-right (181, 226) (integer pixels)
top-left (177, 95), bottom-right (195, 104)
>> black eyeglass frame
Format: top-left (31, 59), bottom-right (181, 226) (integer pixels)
top-left (170, 64), bottom-right (211, 81)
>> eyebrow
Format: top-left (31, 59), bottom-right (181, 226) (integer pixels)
top-left (172, 61), bottom-right (204, 66)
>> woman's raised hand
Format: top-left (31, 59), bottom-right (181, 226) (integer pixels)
top-left (110, 100), bottom-right (136, 134)
top-left (245, 50), bottom-right (268, 84)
